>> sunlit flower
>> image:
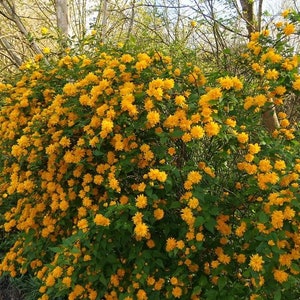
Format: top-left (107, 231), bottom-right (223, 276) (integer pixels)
top-left (237, 132), bottom-right (249, 144)
top-left (134, 222), bottom-right (149, 238)
top-left (153, 208), bottom-right (164, 220)
top-left (94, 214), bottom-right (110, 226)
top-left (204, 121), bottom-right (220, 137)
top-left (249, 254), bottom-right (264, 272)
top-left (273, 269), bottom-right (289, 283)
top-left (172, 286), bottom-right (182, 298)
top-left (166, 237), bottom-right (177, 251)
top-left (136, 194), bottom-right (148, 208)
top-left (283, 23), bottom-right (295, 35)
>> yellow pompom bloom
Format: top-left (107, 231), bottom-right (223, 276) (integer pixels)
top-left (190, 125), bottom-right (204, 139)
top-left (153, 208), bottom-right (164, 220)
top-left (249, 254), bottom-right (264, 272)
top-left (292, 78), bottom-right (300, 91)
top-left (204, 122), bottom-right (220, 137)
top-left (282, 9), bottom-right (291, 18)
top-left (258, 159), bottom-right (272, 172)
top-left (237, 132), bottom-right (249, 144)
top-left (135, 194), bottom-right (148, 209)
top-left (172, 286), bottom-right (182, 298)
top-left (273, 269), bottom-right (289, 283)
top-left (134, 222), bottom-right (149, 238)
top-left (187, 171), bottom-right (202, 184)
top-left (94, 214), bottom-right (110, 226)
top-left (266, 69), bottom-right (279, 80)
top-left (45, 274), bottom-right (55, 287)
top-left (283, 23), bottom-right (295, 35)
top-left (249, 143), bottom-right (261, 154)
top-left (271, 210), bottom-right (284, 229)
top-left (166, 237), bottom-right (177, 251)
top-left (218, 76), bottom-right (234, 90)
top-left (147, 110), bottom-right (160, 127)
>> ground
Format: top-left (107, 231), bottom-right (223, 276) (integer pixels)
top-left (0, 276), bottom-right (23, 300)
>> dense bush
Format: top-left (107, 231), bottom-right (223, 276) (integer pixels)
top-left (0, 10), bottom-right (300, 300)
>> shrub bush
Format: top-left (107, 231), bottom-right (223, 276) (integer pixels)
top-left (0, 10), bottom-right (300, 300)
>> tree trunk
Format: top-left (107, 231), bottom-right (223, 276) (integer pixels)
top-left (0, 34), bottom-right (22, 67)
top-left (0, 0), bottom-right (43, 55)
top-left (239, 0), bottom-right (255, 38)
top-left (55, 0), bottom-right (69, 47)
top-left (101, 0), bottom-right (108, 42)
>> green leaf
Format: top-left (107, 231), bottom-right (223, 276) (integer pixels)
top-left (258, 211), bottom-right (269, 223)
top-left (49, 247), bottom-right (63, 253)
top-left (169, 201), bottom-right (181, 209)
top-left (274, 289), bottom-right (281, 300)
top-left (198, 275), bottom-right (208, 287)
top-left (218, 276), bottom-right (227, 291)
top-left (195, 216), bottom-right (205, 227)
top-left (155, 259), bottom-right (164, 268)
top-left (204, 217), bottom-right (216, 233)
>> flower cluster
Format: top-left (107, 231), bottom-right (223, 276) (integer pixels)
top-left (0, 11), bottom-right (300, 300)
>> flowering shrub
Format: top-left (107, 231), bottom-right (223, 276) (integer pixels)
top-left (0, 10), bottom-right (300, 300)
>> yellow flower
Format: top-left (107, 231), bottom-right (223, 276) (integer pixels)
top-left (41, 27), bottom-right (49, 35)
top-left (190, 125), bottom-right (204, 139)
top-left (147, 168), bottom-right (167, 182)
top-left (266, 69), bottom-right (279, 80)
top-left (249, 254), bottom-right (264, 272)
top-left (103, 68), bottom-right (116, 79)
top-left (237, 132), bottom-right (249, 144)
top-left (283, 23), bottom-right (295, 35)
top-left (235, 221), bottom-right (247, 237)
top-left (292, 78), bottom-right (300, 91)
top-left (273, 269), bottom-right (289, 283)
top-left (236, 254), bottom-right (246, 264)
top-left (163, 78), bottom-right (174, 89)
top-left (181, 207), bottom-right (195, 226)
top-left (101, 118), bottom-right (114, 136)
top-left (137, 289), bottom-right (147, 300)
top-left (187, 171), bottom-right (202, 184)
top-left (134, 222), bottom-right (149, 238)
top-left (204, 122), bottom-right (220, 137)
top-left (132, 212), bottom-right (143, 224)
top-left (271, 210), bottom-right (284, 229)
top-left (136, 194), bottom-right (148, 208)
top-left (153, 208), bottom-right (164, 220)
top-left (77, 218), bottom-right (88, 230)
top-left (52, 266), bottom-right (63, 278)
top-left (258, 159), bottom-right (272, 172)
top-left (147, 110), bottom-right (160, 127)
top-left (172, 286), bottom-right (182, 298)
top-left (166, 237), bottom-right (177, 251)
top-left (94, 214), bottom-right (110, 226)
top-left (121, 54), bottom-right (134, 63)
top-left (283, 206), bottom-right (295, 220)
top-left (274, 86), bottom-right (286, 95)
top-left (191, 20), bottom-right (197, 27)
top-left (175, 95), bottom-right (186, 107)
top-left (274, 160), bottom-right (286, 170)
top-left (45, 274), bottom-right (55, 287)
top-left (254, 94), bottom-right (267, 107)
top-left (282, 9), bottom-right (291, 18)
top-left (63, 83), bottom-right (77, 96)
top-left (218, 76), bottom-right (234, 90)
top-left (249, 143), bottom-right (261, 154)
top-left (43, 47), bottom-right (51, 54)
